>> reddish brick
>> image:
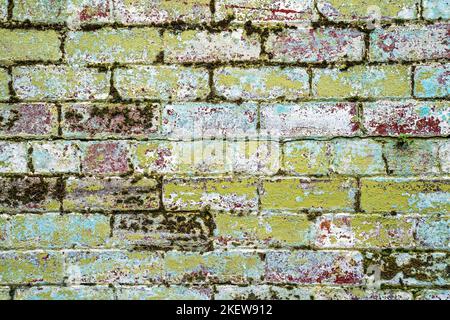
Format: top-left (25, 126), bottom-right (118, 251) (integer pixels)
top-left (80, 141), bottom-right (131, 175)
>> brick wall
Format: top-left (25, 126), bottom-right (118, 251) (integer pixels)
top-left (0, 0), bottom-right (449, 300)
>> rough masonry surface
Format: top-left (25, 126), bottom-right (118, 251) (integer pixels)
top-left (0, 0), bottom-right (449, 300)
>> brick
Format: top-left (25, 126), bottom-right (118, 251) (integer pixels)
top-left (439, 140), bottom-right (450, 173)
top-left (32, 141), bottom-right (81, 174)
top-left (317, 0), bottom-right (419, 22)
top-left (13, 0), bottom-right (113, 27)
top-left (370, 24), bottom-right (449, 62)
top-left (0, 251), bottom-right (64, 284)
top-left (214, 67), bottom-right (309, 101)
top-left (331, 139), bottom-right (384, 175)
top-left (261, 178), bottom-right (357, 212)
top-left (0, 177), bottom-right (61, 212)
top-left (423, 0), bottom-right (450, 20)
top-left (314, 214), bottom-right (416, 249)
top-left (0, 0), bottom-right (6, 21)
top-left (5, 213), bottom-right (110, 249)
top-left (162, 103), bottom-right (258, 139)
top-left (133, 140), bottom-right (279, 176)
top-left (13, 66), bottom-right (110, 101)
top-left (111, 212), bottom-right (213, 251)
top-left (0, 68), bottom-right (8, 101)
top-left (0, 287), bottom-right (9, 300)
top-left (61, 103), bottom-right (159, 139)
top-left (0, 103), bottom-right (58, 137)
top-left (265, 251), bottom-right (364, 285)
top-left (114, 66), bottom-right (209, 101)
top-left (313, 287), bottom-right (413, 300)
top-left (313, 65), bottom-right (411, 98)
top-left (66, 28), bottom-right (162, 65)
top-left (64, 176), bottom-right (159, 212)
top-left (363, 101), bottom-right (449, 136)
top-left (80, 141), bottom-right (131, 175)
top-left (416, 290), bottom-right (450, 300)
top-left (214, 213), bottom-right (312, 248)
top-left (364, 252), bottom-right (449, 286)
top-left (415, 216), bottom-right (450, 250)
top-left (215, 0), bottom-right (315, 24)
top-left (0, 29), bottom-right (61, 64)
top-left (215, 285), bottom-right (313, 300)
top-left (163, 177), bottom-right (258, 212)
top-left (65, 250), bottom-right (164, 284)
top-left (382, 140), bottom-right (440, 175)
top-left (164, 30), bottom-right (260, 63)
top-left (116, 285), bottom-right (212, 300)
top-left (283, 141), bottom-right (331, 175)
top-left (0, 215), bottom-right (7, 245)
top-left (361, 177), bottom-right (450, 213)
top-left (114, 0), bottom-right (211, 24)
top-left (0, 142), bottom-right (28, 173)
top-left (265, 28), bottom-right (365, 63)
top-left (164, 251), bottom-right (264, 284)
top-left (260, 103), bottom-right (359, 138)
top-left (15, 286), bottom-right (114, 300)
top-left (414, 63), bottom-right (449, 98)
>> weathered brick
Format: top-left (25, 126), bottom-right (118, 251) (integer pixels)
top-left (265, 28), bottom-right (365, 63)
top-left (111, 212), bottom-right (213, 251)
top-left (439, 140), bottom-right (450, 173)
top-left (5, 213), bottom-right (110, 249)
top-left (114, 66), bottom-right (209, 101)
top-left (32, 141), bottom-right (81, 174)
top-left (66, 28), bottom-right (162, 64)
top-left (0, 177), bottom-right (61, 212)
top-left (331, 139), bottom-right (385, 175)
top-left (133, 140), bottom-right (279, 176)
top-left (423, 0), bottom-right (450, 20)
top-left (114, 0), bottom-right (211, 24)
top-left (364, 252), bottom-right (449, 286)
top-left (314, 214), bottom-right (416, 249)
top-left (361, 177), bottom-right (450, 213)
top-left (363, 101), bottom-right (449, 136)
top-left (313, 287), bottom-right (413, 300)
top-left (163, 177), bottom-right (258, 212)
top-left (261, 178), bottom-right (357, 212)
top-left (416, 289), bottom-right (450, 300)
top-left (0, 68), bottom-right (8, 101)
top-left (265, 251), bottom-right (364, 285)
top-left (370, 24), bottom-right (449, 62)
top-left (283, 141), bottom-right (331, 175)
top-left (415, 216), bottom-right (450, 250)
top-left (0, 0), bottom-right (6, 21)
top-left (214, 213), bottom-right (312, 248)
top-left (164, 251), bottom-right (264, 284)
top-left (0, 103), bottom-right (58, 137)
top-left (15, 286), bottom-right (114, 300)
top-left (0, 142), bottom-right (28, 173)
top-left (80, 141), bottom-right (131, 175)
top-left (0, 286), bottom-right (9, 300)
top-left (260, 103), bottom-right (359, 138)
top-left (13, 0), bottom-right (113, 26)
top-left (214, 67), bottom-right (309, 101)
top-left (414, 64), bottom-right (449, 98)
top-left (64, 177), bottom-right (160, 211)
top-left (13, 66), bottom-right (110, 101)
top-left (382, 140), bottom-right (440, 175)
top-left (317, 0), bottom-right (419, 22)
top-left (0, 29), bottom-right (61, 64)
top-left (164, 30), bottom-right (260, 63)
top-left (0, 251), bottom-right (64, 284)
top-left (215, 285), bottom-right (313, 300)
top-left (0, 215), bottom-right (7, 245)
top-left (162, 103), bottom-right (258, 139)
top-left (65, 250), bottom-right (164, 284)
top-left (313, 65), bottom-right (411, 98)
top-left (215, 0), bottom-right (315, 24)
top-left (116, 285), bottom-right (212, 300)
